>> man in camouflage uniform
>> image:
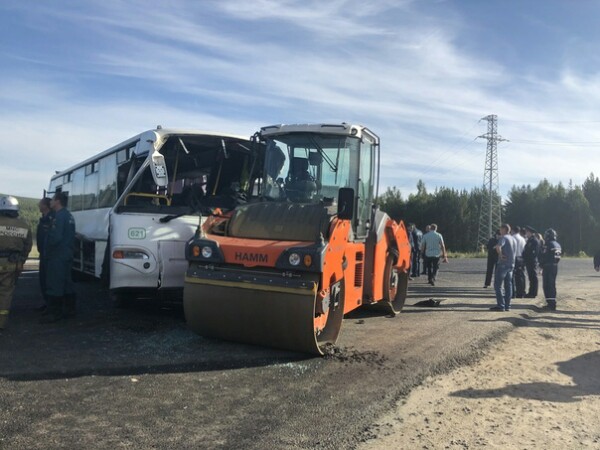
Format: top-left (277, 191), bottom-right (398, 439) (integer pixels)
top-left (0, 196), bottom-right (32, 331)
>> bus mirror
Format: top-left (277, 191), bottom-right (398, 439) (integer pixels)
top-left (337, 188), bottom-right (354, 220)
top-left (150, 150), bottom-right (169, 187)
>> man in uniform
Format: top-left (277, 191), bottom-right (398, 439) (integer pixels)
top-left (0, 195), bottom-right (32, 331)
top-left (408, 223), bottom-right (423, 278)
top-left (40, 192), bottom-right (76, 323)
top-left (36, 197), bottom-right (53, 310)
top-left (540, 228), bottom-right (561, 311)
top-left (523, 226), bottom-right (540, 298)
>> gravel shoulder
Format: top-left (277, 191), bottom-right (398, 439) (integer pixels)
top-left (361, 263), bottom-right (600, 449)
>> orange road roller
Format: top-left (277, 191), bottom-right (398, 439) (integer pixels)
top-left (183, 123), bottom-right (411, 355)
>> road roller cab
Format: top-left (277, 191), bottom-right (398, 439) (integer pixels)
top-left (184, 123), bottom-right (411, 354)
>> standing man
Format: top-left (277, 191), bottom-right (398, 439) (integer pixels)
top-left (491, 224), bottom-right (516, 311)
top-left (420, 223), bottom-right (448, 286)
top-left (409, 223), bottom-right (423, 278)
top-left (406, 225), bottom-right (414, 280)
top-left (523, 226), bottom-right (540, 298)
top-left (421, 224), bottom-right (431, 276)
top-left (511, 225), bottom-right (527, 298)
top-left (594, 250), bottom-right (600, 272)
top-left (484, 230), bottom-right (500, 288)
top-left (40, 192), bottom-right (76, 323)
top-left (36, 197), bottom-right (53, 310)
top-left (540, 228), bottom-right (561, 311)
top-left (0, 196), bottom-right (32, 331)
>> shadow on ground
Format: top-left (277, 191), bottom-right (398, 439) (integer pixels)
top-left (451, 350), bottom-right (600, 403)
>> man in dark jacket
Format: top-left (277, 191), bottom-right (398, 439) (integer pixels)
top-left (540, 228), bottom-right (561, 311)
top-left (36, 197), bottom-right (53, 309)
top-left (523, 226), bottom-right (541, 298)
top-left (40, 192), bottom-right (76, 323)
top-left (594, 250), bottom-right (600, 272)
top-left (409, 223), bottom-right (423, 278)
top-left (484, 230), bottom-right (500, 288)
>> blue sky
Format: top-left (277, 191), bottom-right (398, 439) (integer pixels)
top-left (1, 0), bottom-right (600, 199)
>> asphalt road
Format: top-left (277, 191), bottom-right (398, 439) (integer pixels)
top-left (0, 258), bottom-right (592, 449)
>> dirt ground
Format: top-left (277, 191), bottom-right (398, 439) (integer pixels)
top-left (362, 268), bottom-right (600, 449)
top-left (2, 258), bottom-right (598, 449)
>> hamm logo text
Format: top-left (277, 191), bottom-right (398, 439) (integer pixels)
top-left (234, 252), bottom-right (268, 263)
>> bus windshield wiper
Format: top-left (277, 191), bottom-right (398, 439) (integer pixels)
top-left (160, 213), bottom-right (184, 223)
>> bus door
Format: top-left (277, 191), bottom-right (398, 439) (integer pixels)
top-left (156, 226), bottom-right (196, 289)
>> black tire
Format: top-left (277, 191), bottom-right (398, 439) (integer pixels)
top-left (383, 252), bottom-right (408, 316)
top-left (315, 277), bottom-right (346, 351)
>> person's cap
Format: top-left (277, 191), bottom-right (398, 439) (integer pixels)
top-left (524, 225), bottom-right (537, 233)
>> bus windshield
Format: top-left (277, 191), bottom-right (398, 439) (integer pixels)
top-left (118, 134), bottom-right (257, 214)
top-left (261, 133), bottom-right (360, 205)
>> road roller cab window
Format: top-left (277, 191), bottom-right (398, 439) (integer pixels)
top-left (261, 133), bottom-right (359, 208)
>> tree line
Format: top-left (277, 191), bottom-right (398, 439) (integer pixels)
top-left (7, 172), bottom-right (600, 256)
top-left (378, 173), bottom-right (600, 256)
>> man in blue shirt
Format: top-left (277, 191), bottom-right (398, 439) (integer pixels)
top-left (491, 224), bottom-right (516, 311)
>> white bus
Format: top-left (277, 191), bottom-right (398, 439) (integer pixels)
top-left (48, 127), bottom-right (261, 302)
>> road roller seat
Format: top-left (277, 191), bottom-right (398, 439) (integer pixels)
top-left (227, 202), bottom-right (330, 242)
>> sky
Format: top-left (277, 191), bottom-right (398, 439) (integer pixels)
top-left (1, 0), bottom-right (600, 200)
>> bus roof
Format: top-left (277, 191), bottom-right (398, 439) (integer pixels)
top-left (50, 128), bottom-right (251, 181)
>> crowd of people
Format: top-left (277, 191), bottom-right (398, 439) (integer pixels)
top-left (485, 224), bottom-right (562, 311)
top-left (406, 221), bottom-right (571, 312)
top-left (407, 223), bottom-right (448, 286)
top-left (0, 192), bottom-right (76, 332)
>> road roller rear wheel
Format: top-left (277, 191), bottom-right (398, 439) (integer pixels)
top-left (313, 278), bottom-right (345, 353)
top-left (382, 252), bottom-right (408, 316)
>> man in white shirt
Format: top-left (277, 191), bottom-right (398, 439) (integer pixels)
top-left (420, 223), bottom-right (448, 286)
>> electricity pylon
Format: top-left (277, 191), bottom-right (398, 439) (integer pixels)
top-left (476, 114), bottom-right (507, 250)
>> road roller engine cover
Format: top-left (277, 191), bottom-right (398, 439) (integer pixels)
top-left (183, 123), bottom-right (411, 355)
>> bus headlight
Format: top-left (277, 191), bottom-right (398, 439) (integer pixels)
top-left (113, 250), bottom-right (150, 260)
top-left (201, 246), bottom-right (213, 258)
